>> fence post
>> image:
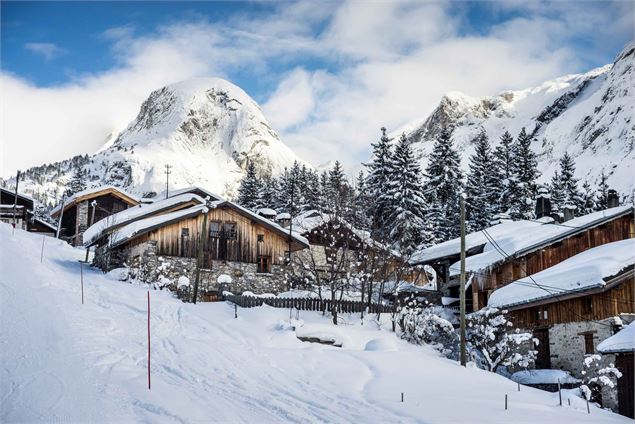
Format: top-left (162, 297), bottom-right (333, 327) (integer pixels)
top-left (235, 303), bottom-right (238, 319)
top-left (40, 236), bottom-right (45, 263)
top-left (80, 261), bottom-right (84, 305)
top-left (558, 378), bottom-right (562, 406)
top-left (505, 394), bottom-right (507, 410)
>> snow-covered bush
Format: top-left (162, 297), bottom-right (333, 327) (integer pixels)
top-left (466, 307), bottom-right (536, 372)
top-left (579, 354), bottom-right (622, 401)
top-left (399, 301), bottom-right (458, 358)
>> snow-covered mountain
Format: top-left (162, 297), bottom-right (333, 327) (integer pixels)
top-left (394, 42), bottom-right (634, 193)
top-left (4, 78), bottom-right (307, 206)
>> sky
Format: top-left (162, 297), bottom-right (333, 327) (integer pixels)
top-left (1, 1), bottom-right (633, 177)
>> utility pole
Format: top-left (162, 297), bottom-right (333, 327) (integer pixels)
top-left (12, 171), bottom-right (20, 227)
top-left (164, 164), bottom-right (172, 199)
top-left (56, 196), bottom-right (66, 239)
top-left (459, 194), bottom-right (467, 367)
top-left (192, 201), bottom-right (209, 304)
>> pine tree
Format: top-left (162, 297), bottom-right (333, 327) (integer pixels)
top-left (65, 165), bottom-right (86, 197)
top-left (385, 134), bottom-right (427, 254)
top-left (353, 171), bottom-right (372, 231)
top-left (550, 170), bottom-right (565, 214)
top-left (582, 180), bottom-right (596, 214)
top-left (425, 127), bottom-right (464, 241)
top-left (365, 127), bottom-right (394, 238)
top-left (466, 130), bottom-right (499, 231)
top-left (558, 152), bottom-right (585, 216)
top-left (237, 161), bottom-right (262, 211)
top-left (595, 169), bottom-right (610, 211)
top-left (326, 161), bottom-right (349, 215)
top-left (493, 131), bottom-right (515, 213)
top-left (509, 128), bottom-right (539, 219)
top-left (258, 176), bottom-right (278, 211)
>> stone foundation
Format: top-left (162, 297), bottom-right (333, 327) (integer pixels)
top-left (95, 240), bottom-right (291, 301)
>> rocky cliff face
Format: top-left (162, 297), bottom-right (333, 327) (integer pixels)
top-left (5, 78), bottom-right (308, 206)
top-left (395, 42), bottom-right (634, 193)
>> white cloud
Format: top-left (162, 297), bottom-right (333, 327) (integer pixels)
top-left (24, 42), bottom-right (66, 61)
top-left (2, 1), bottom-right (631, 177)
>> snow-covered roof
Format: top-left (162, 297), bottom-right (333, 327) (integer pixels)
top-left (111, 205), bottom-right (211, 247)
top-left (0, 187), bottom-right (35, 204)
top-left (487, 239), bottom-right (635, 309)
top-left (51, 185), bottom-right (140, 217)
top-left (598, 322), bottom-right (635, 354)
top-left (292, 210), bottom-right (382, 249)
top-left (276, 212), bottom-right (291, 220)
top-left (32, 217), bottom-right (58, 231)
top-left (83, 193), bottom-right (206, 246)
top-left (108, 199), bottom-right (309, 248)
top-left (510, 369), bottom-right (580, 385)
top-left (410, 206), bottom-right (632, 277)
top-left (256, 208), bottom-right (277, 217)
top-left (160, 186), bottom-right (224, 202)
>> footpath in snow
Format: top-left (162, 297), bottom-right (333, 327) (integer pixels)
top-left (0, 224), bottom-right (630, 423)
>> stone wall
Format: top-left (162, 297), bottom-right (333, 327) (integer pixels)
top-left (524, 314), bottom-right (635, 412)
top-left (75, 201), bottom-right (89, 246)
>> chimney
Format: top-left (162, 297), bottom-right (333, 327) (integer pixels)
top-left (563, 203), bottom-right (576, 222)
top-left (535, 187), bottom-right (551, 219)
top-left (607, 189), bottom-right (620, 208)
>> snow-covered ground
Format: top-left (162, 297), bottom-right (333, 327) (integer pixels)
top-left (1, 224), bottom-right (630, 423)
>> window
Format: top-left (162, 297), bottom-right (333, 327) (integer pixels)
top-left (257, 255), bottom-right (270, 273)
top-left (535, 307), bottom-right (548, 322)
top-left (209, 221), bottom-right (222, 238)
top-left (257, 234), bottom-right (264, 242)
top-left (584, 333), bottom-right (595, 354)
top-left (181, 228), bottom-right (189, 237)
top-left (583, 298), bottom-right (593, 315)
top-left (224, 222), bottom-right (237, 239)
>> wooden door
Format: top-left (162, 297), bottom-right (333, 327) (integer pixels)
top-left (616, 353), bottom-right (634, 418)
top-left (533, 329), bottom-right (551, 369)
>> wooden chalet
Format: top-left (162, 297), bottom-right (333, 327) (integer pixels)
top-left (88, 197), bottom-right (308, 298)
top-left (410, 205), bottom-right (634, 312)
top-left (50, 186), bottom-right (140, 246)
top-left (598, 322), bottom-right (635, 419)
top-left (0, 187), bottom-right (56, 235)
top-left (486, 238), bottom-right (634, 412)
top-left (290, 210), bottom-right (423, 285)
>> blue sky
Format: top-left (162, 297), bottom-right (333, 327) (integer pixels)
top-left (2, 1), bottom-right (633, 175)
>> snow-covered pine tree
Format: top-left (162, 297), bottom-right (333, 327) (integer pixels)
top-left (385, 134), bottom-right (427, 254)
top-left (425, 127), bottom-right (463, 241)
top-left (303, 169), bottom-right (321, 212)
top-left (509, 128), bottom-right (539, 219)
top-left (582, 180), bottom-right (596, 214)
top-left (364, 127), bottom-right (394, 238)
top-left (595, 169), bottom-right (610, 211)
top-left (493, 131), bottom-right (515, 213)
top-left (466, 130), bottom-right (499, 231)
top-left (557, 152), bottom-right (585, 216)
top-left (549, 170), bottom-right (566, 214)
top-left (258, 176), bottom-right (278, 211)
top-left (353, 171), bottom-right (372, 231)
top-left (236, 161), bottom-right (262, 211)
top-left (64, 165), bottom-right (86, 197)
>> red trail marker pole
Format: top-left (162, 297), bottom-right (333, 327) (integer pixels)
top-left (147, 290), bottom-right (151, 390)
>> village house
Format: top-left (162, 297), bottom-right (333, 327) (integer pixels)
top-left (487, 239), bottom-right (634, 412)
top-left (598, 321), bottom-right (635, 419)
top-left (409, 204), bottom-right (633, 312)
top-left (51, 185), bottom-right (140, 246)
top-left (85, 192), bottom-right (308, 299)
top-left (0, 187), bottom-right (57, 235)
top-left (286, 210), bottom-right (429, 298)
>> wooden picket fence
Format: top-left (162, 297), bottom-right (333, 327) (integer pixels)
top-left (224, 294), bottom-right (395, 314)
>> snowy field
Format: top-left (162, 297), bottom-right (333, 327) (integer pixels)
top-left (0, 224), bottom-right (630, 423)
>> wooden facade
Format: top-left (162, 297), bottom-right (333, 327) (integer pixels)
top-left (53, 188), bottom-right (139, 246)
top-left (122, 205), bottom-right (306, 268)
top-left (506, 275), bottom-right (635, 329)
top-left (472, 213), bottom-right (633, 310)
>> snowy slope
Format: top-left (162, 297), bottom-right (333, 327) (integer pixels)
top-left (1, 224), bottom-right (630, 423)
top-left (393, 42), bottom-right (635, 193)
top-left (4, 78), bottom-right (308, 205)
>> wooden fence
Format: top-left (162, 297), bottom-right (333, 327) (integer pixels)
top-left (224, 294), bottom-right (395, 314)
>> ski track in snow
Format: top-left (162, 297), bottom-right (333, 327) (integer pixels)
top-left (0, 225), bottom-right (631, 423)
